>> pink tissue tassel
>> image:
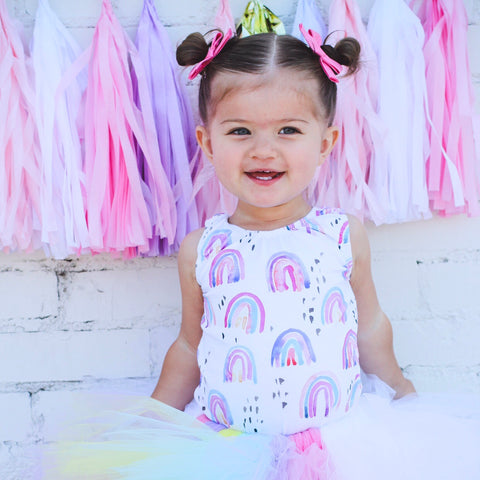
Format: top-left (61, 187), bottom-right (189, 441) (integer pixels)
top-left (415, 0), bottom-right (480, 216)
top-left (83, 0), bottom-right (175, 256)
top-left (0, 0), bottom-right (41, 252)
top-left (316, 0), bottom-right (385, 224)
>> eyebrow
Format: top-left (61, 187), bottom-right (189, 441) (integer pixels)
top-left (220, 118), bottom-right (309, 124)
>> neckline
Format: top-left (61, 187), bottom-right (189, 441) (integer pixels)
top-left (225, 207), bottom-right (316, 233)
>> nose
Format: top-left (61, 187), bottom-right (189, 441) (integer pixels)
top-left (249, 133), bottom-right (276, 161)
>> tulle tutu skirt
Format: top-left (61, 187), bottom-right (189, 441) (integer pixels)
top-left (40, 375), bottom-right (480, 479)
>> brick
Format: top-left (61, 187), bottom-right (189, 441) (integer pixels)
top-left (421, 261), bottom-right (480, 316)
top-left (0, 442), bottom-right (39, 480)
top-left (0, 270), bottom-right (58, 320)
top-left (24, 0), bottom-right (103, 23)
top-left (403, 365), bottom-right (480, 394)
top-left (367, 216), bottom-right (480, 253)
top-left (0, 330), bottom-right (150, 382)
top-left (392, 317), bottom-right (480, 367)
top-left (0, 393), bottom-right (31, 441)
top-left (63, 267), bottom-right (181, 327)
top-left (149, 324), bottom-right (180, 377)
top-left (371, 254), bottom-right (424, 318)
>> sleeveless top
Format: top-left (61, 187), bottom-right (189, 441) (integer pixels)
top-left (194, 208), bottom-right (362, 435)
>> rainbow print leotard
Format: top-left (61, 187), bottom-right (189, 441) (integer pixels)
top-left (194, 208), bottom-right (361, 435)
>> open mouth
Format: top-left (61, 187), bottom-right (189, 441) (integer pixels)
top-left (246, 170), bottom-right (284, 181)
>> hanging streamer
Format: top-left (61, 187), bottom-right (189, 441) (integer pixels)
top-left (0, 0), bottom-right (41, 252)
top-left (291, 0), bottom-right (327, 41)
top-left (214, 0), bottom-right (236, 33)
top-left (319, 0), bottom-right (384, 224)
top-left (189, 0), bottom-right (240, 223)
top-left (31, 0), bottom-right (89, 258)
top-left (83, 0), bottom-right (175, 257)
top-left (367, 0), bottom-right (431, 223)
top-left (237, 0), bottom-right (285, 36)
top-left (414, 0), bottom-right (480, 216)
top-left (135, 0), bottom-right (198, 256)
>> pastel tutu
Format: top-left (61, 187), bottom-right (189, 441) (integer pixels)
top-left (41, 374), bottom-right (480, 479)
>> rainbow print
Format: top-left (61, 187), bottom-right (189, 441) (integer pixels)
top-left (201, 229), bottom-right (231, 259)
top-left (300, 374), bottom-right (340, 419)
top-left (345, 374), bottom-right (362, 412)
top-left (342, 329), bottom-right (359, 369)
top-left (208, 390), bottom-right (233, 427)
top-left (208, 248), bottom-right (245, 287)
top-left (267, 252), bottom-right (310, 292)
top-left (224, 292), bottom-right (265, 334)
top-left (223, 346), bottom-right (257, 383)
top-left (338, 221), bottom-right (350, 245)
top-left (201, 298), bottom-right (215, 328)
top-left (342, 258), bottom-right (353, 280)
top-left (271, 328), bottom-right (316, 367)
top-left (321, 287), bottom-right (347, 324)
top-left (287, 218), bottom-right (324, 234)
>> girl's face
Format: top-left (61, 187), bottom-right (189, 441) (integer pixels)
top-left (196, 69), bottom-right (338, 224)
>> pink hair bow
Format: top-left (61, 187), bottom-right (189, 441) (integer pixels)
top-left (188, 29), bottom-right (234, 80)
top-left (299, 23), bottom-right (344, 83)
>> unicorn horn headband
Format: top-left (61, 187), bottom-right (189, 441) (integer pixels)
top-left (299, 24), bottom-right (344, 83)
top-left (188, 29), bottom-right (234, 80)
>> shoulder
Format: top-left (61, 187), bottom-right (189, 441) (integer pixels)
top-left (178, 228), bottom-right (205, 272)
top-left (346, 215), bottom-right (372, 281)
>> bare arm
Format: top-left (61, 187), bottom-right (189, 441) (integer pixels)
top-left (348, 215), bottom-right (415, 399)
top-left (151, 228), bottom-right (205, 410)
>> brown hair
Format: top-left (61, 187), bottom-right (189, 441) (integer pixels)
top-left (176, 31), bottom-right (360, 125)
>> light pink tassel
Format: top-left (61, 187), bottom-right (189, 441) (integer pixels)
top-left (190, 0), bottom-right (238, 222)
top-left (190, 147), bottom-right (237, 226)
top-left (414, 0), bottom-right (480, 216)
top-left (0, 0), bottom-right (41, 252)
top-left (319, 0), bottom-right (384, 224)
top-left (31, 0), bottom-right (89, 258)
top-left (214, 0), bottom-right (235, 33)
top-left (83, 0), bottom-right (175, 256)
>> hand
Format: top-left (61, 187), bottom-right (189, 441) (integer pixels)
top-left (393, 378), bottom-right (416, 399)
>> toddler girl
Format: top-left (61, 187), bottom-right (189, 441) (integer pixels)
top-left (47, 27), bottom-right (480, 480)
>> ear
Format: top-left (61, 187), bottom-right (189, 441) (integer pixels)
top-left (318, 125), bottom-right (339, 166)
top-left (196, 125), bottom-right (213, 162)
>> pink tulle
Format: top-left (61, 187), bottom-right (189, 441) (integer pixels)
top-left (286, 429), bottom-right (336, 479)
top-left (0, 0), bottom-right (41, 252)
top-left (312, 0), bottom-right (384, 224)
top-left (83, 0), bottom-right (175, 256)
top-left (414, 0), bottom-right (480, 216)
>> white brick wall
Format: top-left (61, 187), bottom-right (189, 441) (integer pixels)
top-left (1, 0), bottom-right (480, 478)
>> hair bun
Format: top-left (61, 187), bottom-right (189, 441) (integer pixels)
top-left (322, 36), bottom-right (361, 76)
top-left (176, 32), bottom-right (209, 67)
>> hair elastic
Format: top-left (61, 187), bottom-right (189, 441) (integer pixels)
top-left (299, 24), bottom-right (345, 83)
top-left (188, 29), bottom-right (234, 80)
